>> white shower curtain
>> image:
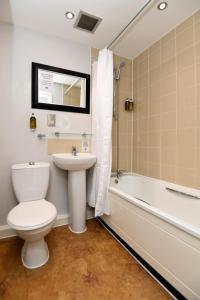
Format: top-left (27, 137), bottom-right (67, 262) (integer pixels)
top-left (87, 48), bottom-right (113, 216)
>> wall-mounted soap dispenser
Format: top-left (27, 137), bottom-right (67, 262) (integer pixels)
top-left (124, 98), bottom-right (134, 111)
top-left (30, 113), bottom-right (36, 131)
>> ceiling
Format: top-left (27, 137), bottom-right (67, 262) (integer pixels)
top-left (113, 0), bottom-right (200, 58)
top-left (0, 0), bottom-right (200, 59)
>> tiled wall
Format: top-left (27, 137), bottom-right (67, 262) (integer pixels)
top-left (132, 10), bottom-right (200, 188)
top-left (48, 139), bottom-right (83, 154)
top-left (91, 48), bottom-right (133, 172)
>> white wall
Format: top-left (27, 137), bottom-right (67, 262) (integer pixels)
top-left (0, 22), bottom-right (91, 225)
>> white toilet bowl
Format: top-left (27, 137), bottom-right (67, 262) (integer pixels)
top-left (7, 162), bottom-right (57, 269)
top-left (7, 199), bottom-right (57, 269)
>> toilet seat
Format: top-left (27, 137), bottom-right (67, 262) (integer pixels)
top-left (7, 199), bottom-right (57, 231)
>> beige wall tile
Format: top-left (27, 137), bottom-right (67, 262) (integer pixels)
top-left (177, 85), bottom-right (196, 109)
top-left (161, 92), bottom-right (176, 113)
top-left (196, 43), bottom-right (200, 64)
top-left (177, 47), bottom-right (195, 71)
top-left (176, 147), bottom-right (196, 168)
top-left (48, 139), bottom-right (82, 155)
top-left (149, 115), bottom-right (160, 132)
top-left (148, 131), bottom-right (161, 147)
top-left (161, 30), bottom-right (175, 62)
top-left (150, 67), bottom-right (160, 85)
top-left (138, 56), bottom-right (148, 76)
top-left (130, 10), bottom-right (200, 189)
top-left (148, 163), bottom-right (160, 179)
top-left (177, 106), bottom-right (197, 129)
top-left (91, 48), bottom-right (99, 62)
top-left (161, 130), bottom-right (176, 147)
top-left (150, 83), bottom-right (160, 99)
top-left (149, 97), bottom-right (160, 116)
top-left (138, 117), bottom-right (148, 132)
top-left (161, 111), bottom-right (176, 131)
top-left (148, 147), bottom-right (160, 164)
top-left (176, 15), bottom-right (193, 34)
top-left (137, 49), bottom-right (149, 62)
top-left (175, 167), bottom-right (195, 188)
top-left (196, 128), bottom-right (200, 148)
top-left (118, 159), bottom-right (129, 170)
top-left (137, 132), bottom-right (148, 147)
top-left (160, 58), bottom-right (176, 80)
top-left (197, 85), bottom-right (200, 106)
top-left (177, 65), bottom-right (195, 89)
top-left (149, 50), bottom-right (160, 70)
top-left (161, 147), bottom-right (176, 165)
top-left (149, 40), bottom-right (160, 55)
top-left (138, 147), bottom-right (148, 161)
top-left (137, 160), bottom-right (148, 175)
top-left (138, 73), bottom-right (148, 90)
top-left (177, 129), bottom-right (196, 148)
top-left (196, 64), bottom-right (200, 84)
top-left (195, 21), bottom-right (200, 43)
top-left (161, 164), bottom-right (175, 182)
top-left (161, 74), bottom-right (176, 96)
top-left (176, 25), bottom-right (194, 53)
top-left (194, 10), bottom-right (200, 24)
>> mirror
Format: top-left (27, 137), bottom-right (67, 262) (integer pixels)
top-left (32, 63), bottom-right (90, 114)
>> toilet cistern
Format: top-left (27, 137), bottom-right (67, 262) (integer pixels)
top-left (52, 153), bottom-right (96, 233)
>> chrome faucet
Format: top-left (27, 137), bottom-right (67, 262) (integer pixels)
top-left (72, 146), bottom-right (77, 156)
top-left (111, 169), bottom-right (126, 179)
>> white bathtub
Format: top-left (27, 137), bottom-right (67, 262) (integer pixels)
top-left (101, 174), bottom-right (200, 300)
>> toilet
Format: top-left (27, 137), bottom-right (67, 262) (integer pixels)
top-left (7, 162), bottom-right (57, 269)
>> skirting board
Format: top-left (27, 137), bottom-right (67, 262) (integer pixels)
top-left (0, 209), bottom-right (95, 239)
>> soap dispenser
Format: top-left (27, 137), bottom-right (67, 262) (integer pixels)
top-left (30, 113), bottom-right (36, 131)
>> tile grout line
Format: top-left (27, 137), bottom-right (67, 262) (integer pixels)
top-left (174, 23), bottom-right (178, 185)
top-left (193, 14), bottom-right (198, 188)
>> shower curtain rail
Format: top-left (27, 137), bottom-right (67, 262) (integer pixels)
top-left (107, 0), bottom-right (153, 50)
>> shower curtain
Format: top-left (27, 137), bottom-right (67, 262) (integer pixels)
top-left (87, 48), bottom-right (113, 216)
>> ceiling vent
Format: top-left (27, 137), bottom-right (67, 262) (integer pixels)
top-left (74, 11), bottom-right (102, 34)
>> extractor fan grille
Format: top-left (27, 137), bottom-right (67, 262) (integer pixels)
top-left (74, 11), bottom-right (102, 33)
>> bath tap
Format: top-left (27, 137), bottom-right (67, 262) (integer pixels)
top-left (72, 146), bottom-right (77, 156)
top-left (111, 169), bottom-right (126, 179)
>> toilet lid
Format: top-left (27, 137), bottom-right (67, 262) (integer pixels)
top-left (7, 199), bottom-right (57, 230)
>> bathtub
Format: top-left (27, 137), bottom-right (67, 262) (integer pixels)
top-left (101, 174), bottom-right (200, 300)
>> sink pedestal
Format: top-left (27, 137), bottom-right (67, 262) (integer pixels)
top-left (68, 170), bottom-right (87, 233)
top-left (52, 153), bottom-right (96, 234)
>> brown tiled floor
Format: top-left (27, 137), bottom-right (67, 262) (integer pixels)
top-left (0, 219), bottom-right (171, 300)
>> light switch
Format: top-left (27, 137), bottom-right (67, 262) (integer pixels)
top-left (47, 114), bottom-right (56, 127)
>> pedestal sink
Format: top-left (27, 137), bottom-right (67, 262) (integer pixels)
top-left (52, 153), bottom-right (96, 233)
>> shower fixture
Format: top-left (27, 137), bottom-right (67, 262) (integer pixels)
top-left (113, 62), bottom-right (126, 81)
top-left (113, 61), bottom-right (126, 120)
top-left (113, 61), bottom-right (126, 175)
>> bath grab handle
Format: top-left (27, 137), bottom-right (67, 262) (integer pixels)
top-left (165, 187), bottom-right (200, 200)
top-left (135, 197), bottom-right (150, 205)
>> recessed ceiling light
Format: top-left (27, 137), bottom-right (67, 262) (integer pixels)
top-left (157, 2), bottom-right (168, 11)
top-left (65, 11), bottom-right (75, 20)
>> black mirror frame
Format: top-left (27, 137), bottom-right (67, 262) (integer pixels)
top-left (32, 62), bottom-right (90, 114)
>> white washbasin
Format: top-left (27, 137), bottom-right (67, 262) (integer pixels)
top-left (52, 153), bottom-right (96, 171)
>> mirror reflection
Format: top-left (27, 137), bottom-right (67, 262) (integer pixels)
top-left (38, 70), bottom-right (86, 108)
